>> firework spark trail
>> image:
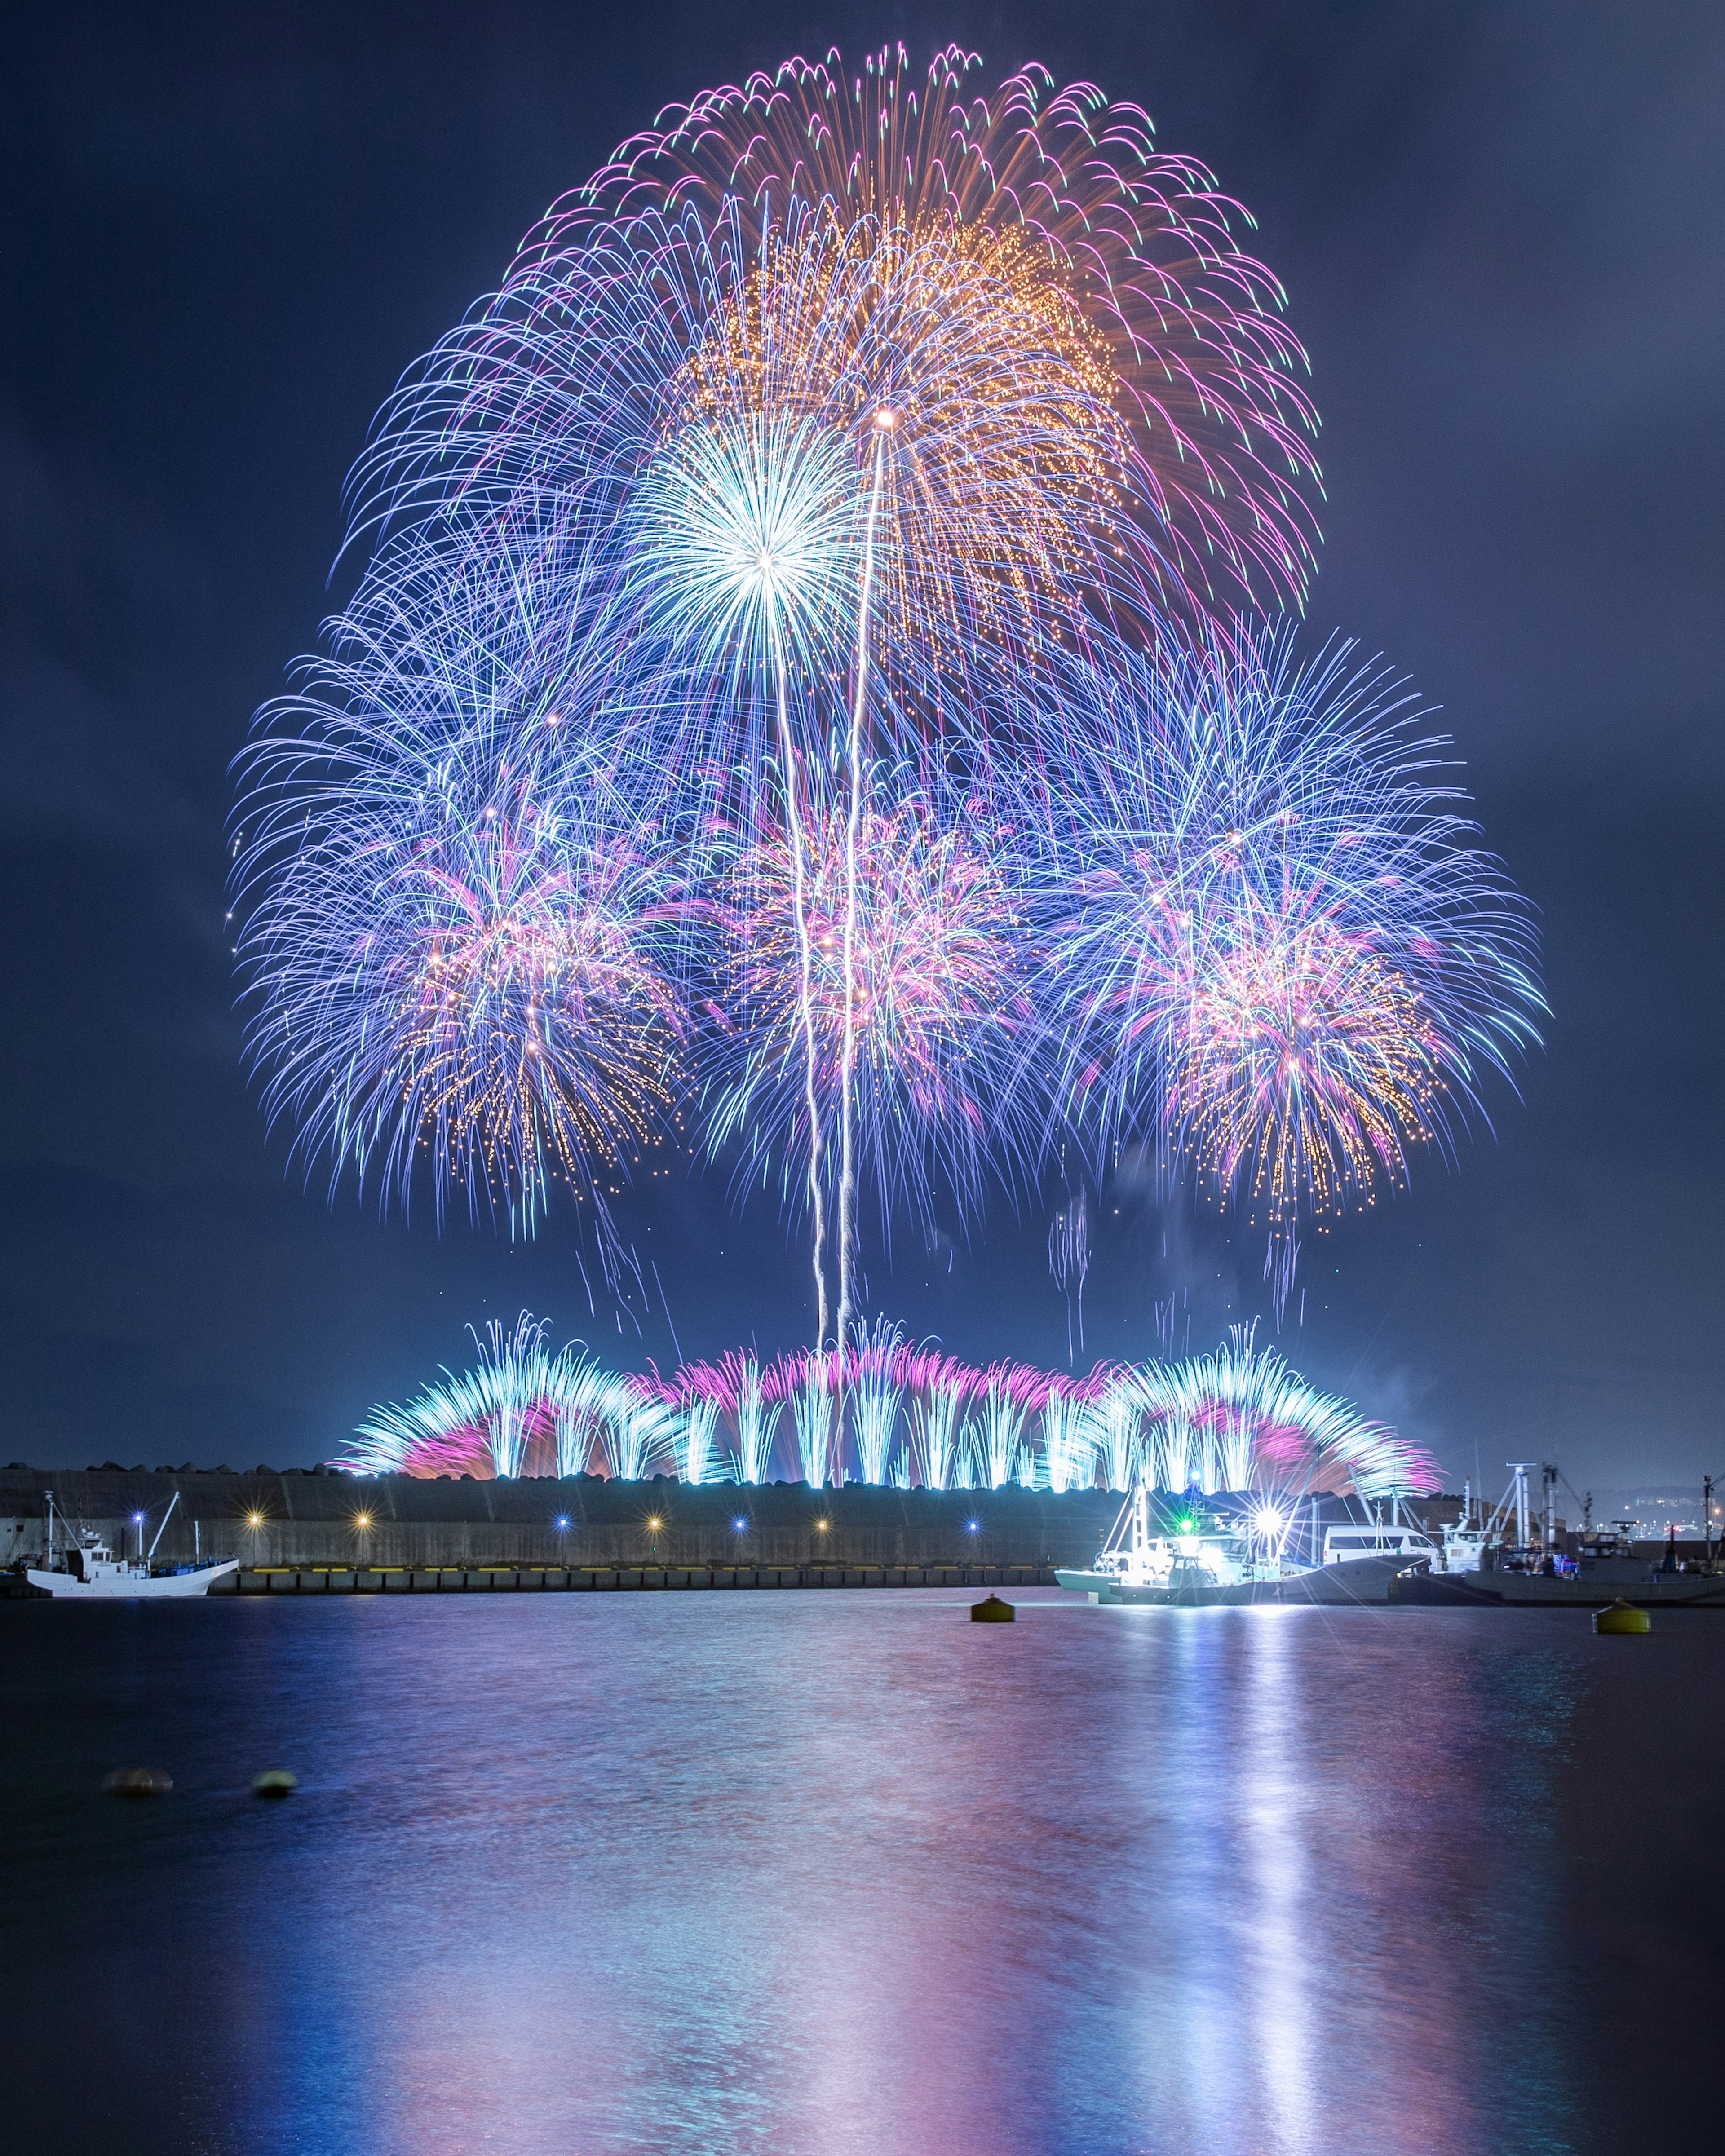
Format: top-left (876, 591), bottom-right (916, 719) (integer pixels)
top-left (976, 1369), bottom-right (1028, 1489)
top-left (837, 422), bottom-right (890, 1370)
top-left (772, 628), bottom-right (830, 1344)
top-left (1093, 1386), bottom-right (1143, 1492)
top-left (1041, 1394), bottom-right (1097, 1494)
top-left (907, 1358), bottom-right (967, 1491)
top-left (1048, 1184), bottom-right (1091, 1359)
top-left (550, 1355), bottom-right (623, 1476)
top-left (847, 1317), bottom-right (907, 1484)
top-left (728, 1354), bottom-right (782, 1484)
top-left (785, 1352), bottom-right (836, 1486)
top-left (677, 1397), bottom-right (721, 1485)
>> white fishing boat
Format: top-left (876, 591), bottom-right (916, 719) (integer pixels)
top-left (23, 1492), bottom-right (238, 1599)
top-left (1056, 1486), bottom-right (1439, 1605)
top-left (1055, 1486), bottom-right (1314, 1603)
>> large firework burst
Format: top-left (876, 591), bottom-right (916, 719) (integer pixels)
top-left (1031, 622), bottom-right (1544, 1238)
top-left (543, 42), bottom-right (1322, 623)
top-left (232, 537), bottom-right (684, 1228)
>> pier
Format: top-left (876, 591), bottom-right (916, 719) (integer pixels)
top-left (212, 1562), bottom-right (1061, 1593)
top-left (0, 1463), bottom-right (1120, 1583)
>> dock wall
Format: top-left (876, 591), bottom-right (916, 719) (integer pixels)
top-left (0, 1467), bottom-right (1121, 1572)
top-left (206, 1561), bottom-right (1060, 1594)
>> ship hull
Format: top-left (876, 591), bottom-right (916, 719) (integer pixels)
top-left (1393, 1567), bottom-right (1725, 1608)
top-left (24, 1561), bottom-right (240, 1599)
top-left (1057, 1553), bottom-right (1411, 1606)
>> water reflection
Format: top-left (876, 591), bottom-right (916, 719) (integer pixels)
top-left (5, 1595), bottom-right (1716, 2154)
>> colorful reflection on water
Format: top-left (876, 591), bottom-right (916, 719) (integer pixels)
top-left (3, 1594), bottom-right (1719, 2153)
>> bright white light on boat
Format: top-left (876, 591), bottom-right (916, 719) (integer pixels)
top-left (1251, 1504), bottom-right (1285, 1540)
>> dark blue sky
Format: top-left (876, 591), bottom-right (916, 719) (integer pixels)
top-left (2, 1), bottom-right (1720, 1485)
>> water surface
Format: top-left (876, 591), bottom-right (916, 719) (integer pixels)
top-left (4, 1592), bottom-right (1721, 2154)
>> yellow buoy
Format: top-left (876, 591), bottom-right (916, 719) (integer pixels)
top-left (1593, 1599), bottom-right (1650, 1635)
top-left (252, 1770), bottom-right (299, 1798)
top-left (970, 1593), bottom-right (1015, 1623)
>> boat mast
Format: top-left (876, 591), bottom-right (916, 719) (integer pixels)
top-left (145, 1490), bottom-right (180, 1568)
top-left (1508, 1462), bottom-right (1535, 1551)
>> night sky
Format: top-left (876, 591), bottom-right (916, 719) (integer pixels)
top-left (3, 1), bottom-right (1720, 1487)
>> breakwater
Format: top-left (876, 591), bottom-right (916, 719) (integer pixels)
top-left (0, 1465), bottom-right (1120, 1572)
top-left (211, 1561), bottom-right (1058, 1594)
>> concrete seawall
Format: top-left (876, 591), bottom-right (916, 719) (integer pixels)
top-left (209, 1562), bottom-right (1059, 1594)
top-left (0, 1466), bottom-right (1121, 1573)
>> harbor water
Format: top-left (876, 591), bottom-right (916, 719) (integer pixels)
top-left (3, 1593), bottom-right (1721, 2153)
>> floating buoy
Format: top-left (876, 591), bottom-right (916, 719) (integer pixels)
top-left (252, 1770), bottom-right (298, 1798)
top-left (104, 1767), bottom-right (172, 1798)
top-left (970, 1593), bottom-right (1015, 1623)
top-left (1594, 1599), bottom-right (1650, 1635)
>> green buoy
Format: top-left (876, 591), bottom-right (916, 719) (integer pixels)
top-left (970, 1593), bottom-right (1015, 1623)
top-left (1594, 1599), bottom-right (1650, 1635)
top-left (252, 1770), bottom-right (299, 1798)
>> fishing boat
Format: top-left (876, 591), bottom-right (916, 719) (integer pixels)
top-left (1055, 1485), bottom-right (1443, 1606)
top-left (22, 1492), bottom-right (238, 1599)
top-left (1055, 1487), bottom-right (1325, 1604)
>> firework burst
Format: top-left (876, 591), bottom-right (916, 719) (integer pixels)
top-left (551, 42), bottom-right (1322, 623)
top-left (1031, 623), bottom-right (1544, 1260)
top-left (232, 541), bottom-right (685, 1228)
top-left (701, 786), bottom-right (1034, 1233)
